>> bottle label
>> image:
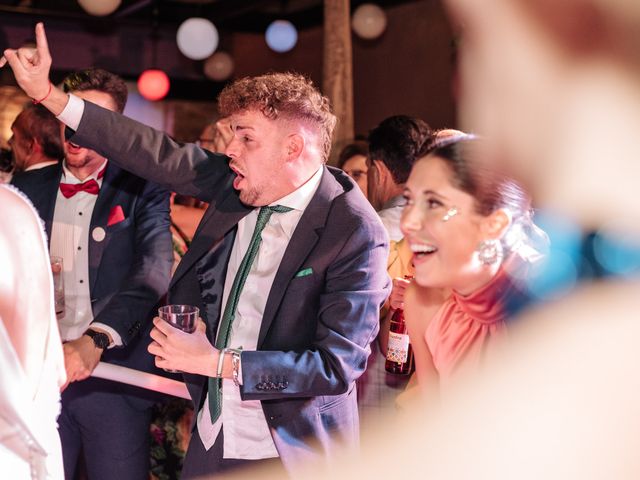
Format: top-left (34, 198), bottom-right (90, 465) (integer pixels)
top-left (387, 332), bottom-right (410, 363)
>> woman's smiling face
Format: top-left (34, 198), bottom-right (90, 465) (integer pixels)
top-left (401, 154), bottom-right (496, 294)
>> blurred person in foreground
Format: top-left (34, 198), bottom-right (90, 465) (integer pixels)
top-left (401, 134), bottom-right (546, 398)
top-left (11, 67), bottom-right (173, 480)
top-left (0, 184), bottom-right (66, 479)
top-left (1, 24), bottom-right (390, 478)
top-left (336, 140), bottom-right (369, 197)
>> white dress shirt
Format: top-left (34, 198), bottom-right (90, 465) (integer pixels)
top-left (49, 160), bottom-right (120, 345)
top-left (197, 167), bottom-right (323, 459)
top-left (24, 160), bottom-right (59, 171)
top-left (378, 195), bottom-right (405, 242)
top-left (57, 93), bottom-right (83, 131)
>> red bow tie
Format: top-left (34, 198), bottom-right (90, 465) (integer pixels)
top-left (59, 167), bottom-right (106, 198)
top-left (59, 179), bottom-right (99, 198)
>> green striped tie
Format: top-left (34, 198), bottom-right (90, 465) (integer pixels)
top-left (208, 205), bottom-right (292, 422)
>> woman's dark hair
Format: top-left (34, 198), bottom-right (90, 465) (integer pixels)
top-left (336, 140), bottom-right (368, 169)
top-left (425, 135), bottom-right (548, 258)
top-left (429, 135), bottom-right (530, 217)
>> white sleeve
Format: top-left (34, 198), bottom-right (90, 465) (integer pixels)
top-left (56, 93), bottom-right (84, 131)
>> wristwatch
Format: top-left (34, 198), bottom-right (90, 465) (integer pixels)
top-left (84, 329), bottom-right (110, 350)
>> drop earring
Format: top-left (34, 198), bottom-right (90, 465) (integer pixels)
top-left (476, 239), bottom-right (503, 265)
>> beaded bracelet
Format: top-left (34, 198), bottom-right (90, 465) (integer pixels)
top-left (32, 82), bottom-right (53, 105)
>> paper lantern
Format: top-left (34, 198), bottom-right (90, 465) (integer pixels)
top-left (137, 69), bottom-right (170, 101)
top-left (265, 20), bottom-right (298, 53)
top-left (177, 17), bottom-right (219, 60)
top-left (204, 52), bottom-right (234, 81)
top-left (77, 0), bottom-right (121, 16)
top-left (352, 3), bottom-right (387, 40)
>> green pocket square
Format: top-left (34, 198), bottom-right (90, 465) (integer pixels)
top-left (295, 267), bottom-right (313, 278)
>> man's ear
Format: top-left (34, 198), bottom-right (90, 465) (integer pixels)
top-left (372, 159), bottom-right (392, 183)
top-left (286, 133), bottom-right (304, 161)
top-left (30, 139), bottom-right (42, 154)
top-left (481, 208), bottom-right (511, 239)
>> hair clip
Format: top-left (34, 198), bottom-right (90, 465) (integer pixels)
top-left (442, 207), bottom-right (459, 222)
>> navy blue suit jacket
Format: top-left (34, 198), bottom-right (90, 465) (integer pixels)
top-left (67, 101), bottom-right (391, 470)
top-left (11, 162), bottom-right (173, 374)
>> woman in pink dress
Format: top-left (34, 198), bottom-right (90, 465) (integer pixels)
top-left (401, 135), bottom-right (546, 398)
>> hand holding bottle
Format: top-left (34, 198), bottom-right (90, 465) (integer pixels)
top-left (389, 276), bottom-right (412, 311)
top-left (385, 275), bottom-right (414, 375)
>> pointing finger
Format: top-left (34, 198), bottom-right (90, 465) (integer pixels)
top-left (35, 22), bottom-right (50, 60)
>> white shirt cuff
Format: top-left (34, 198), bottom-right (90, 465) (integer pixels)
top-left (56, 92), bottom-right (84, 132)
top-left (237, 356), bottom-right (244, 386)
top-left (90, 323), bottom-right (123, 348)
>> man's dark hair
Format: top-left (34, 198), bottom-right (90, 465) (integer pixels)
top-left (367, 115), bottom-right (433, 184)
top-left (13, 103), bottom-right (64, 161)
top-left (63, 68), bottom-right (128, 114)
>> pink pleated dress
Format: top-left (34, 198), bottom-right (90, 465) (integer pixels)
top-left (425, 266), bottom-right (515, 387)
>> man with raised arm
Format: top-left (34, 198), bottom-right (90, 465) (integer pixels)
top-left (3, 23), bottom-right (390, 478)
top-left (10, 66), bottom-right (173, 480)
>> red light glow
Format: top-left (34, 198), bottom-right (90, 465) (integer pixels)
top-left (137, 69), bottom-right (170, 101)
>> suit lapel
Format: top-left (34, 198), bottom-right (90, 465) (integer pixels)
top-left (89, 164), bottom-right (121, 291)
top-left (171, 191), bottom-right (252, 288)
top-left (258, 167), bottom-right (341, 346)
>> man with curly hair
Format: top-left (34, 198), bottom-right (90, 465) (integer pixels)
top-left (2, 24), bottom-right (390, 477)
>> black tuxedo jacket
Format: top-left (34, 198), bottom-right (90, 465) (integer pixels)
top-left (12, 161), bottom-right (173, 373)
top-left (67, 101), bottom-right (390, 471)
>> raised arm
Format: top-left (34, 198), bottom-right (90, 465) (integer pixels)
top-left (2, 23), bottom-right (230, 201)
top-left (1, 23), bottom-right (69, 116)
